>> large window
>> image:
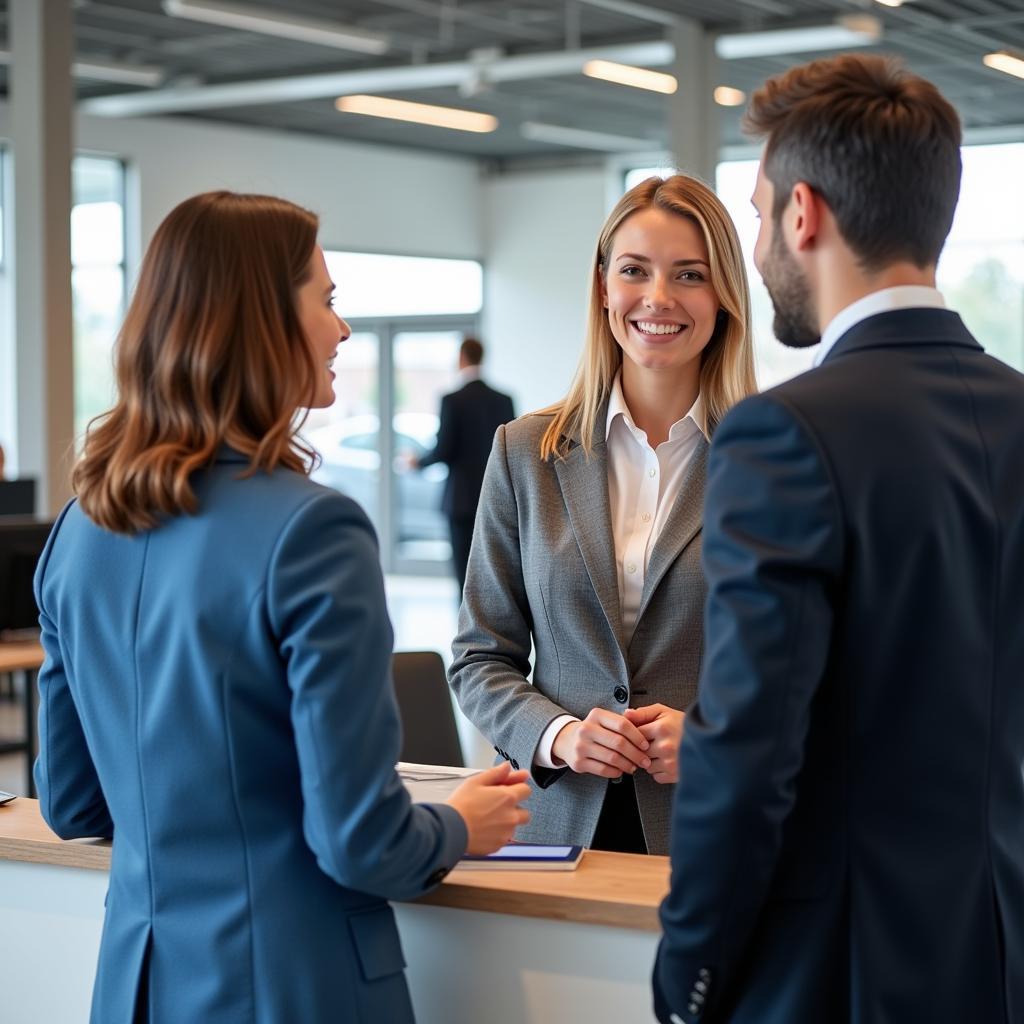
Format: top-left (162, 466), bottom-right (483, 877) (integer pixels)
top-left (304, 251), bottom-right (483, 574)
top-left (627, 144), bottom-right (1024, 384)
top-left (0, 152), bottom-right (127, 469)
top-left (0, 148), bottom-right (12, 467)
top-left (71, 155), bottom-right (127, 441)
top-left (940, 143), bottom-right (1024, 371)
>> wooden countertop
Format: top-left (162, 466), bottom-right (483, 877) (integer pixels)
top-left (425, 851), bottom-right (668, 931)
top-left (0, 796), bottom-right (111, 871)
top-left (0, 798), bottom-right (669, 931)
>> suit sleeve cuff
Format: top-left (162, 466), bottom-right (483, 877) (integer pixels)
top-left (417, 802), bottom-right (469, 890)
top-left (534, 714), bottom-right (579, 769)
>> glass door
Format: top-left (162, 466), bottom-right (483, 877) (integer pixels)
top-left (307, 330), bottom-right (383, 536)
top-left (391, 327), bottom-right (464, 570)
top-left (306, 317), bottom-right (478, 575)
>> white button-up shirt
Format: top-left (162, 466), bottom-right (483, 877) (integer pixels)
top-left (605, 373), bottom-right (707, 635)
top-left (814, 285), bottom-right (946, 366)
top-left (534, 372), bottom-right (708, 768)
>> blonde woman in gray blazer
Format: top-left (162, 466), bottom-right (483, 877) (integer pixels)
top-left (450, 176), bottom-right (757, 855)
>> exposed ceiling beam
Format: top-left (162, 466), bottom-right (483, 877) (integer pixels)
top-left (162, 0), bottom-right (391, 56)
top-left (574, 0), bottom-right (679, 28)
top-left (0, 48), bottom-right (165, 87)
top-left (520, 120), bottom-right (657, 150)
top-left (80, 39), bottom-right (674, 117)
top-left (366, 0), bottom-right (554, 43)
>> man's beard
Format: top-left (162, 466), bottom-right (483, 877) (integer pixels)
top-left (762, 228), bottom-right (820, 349)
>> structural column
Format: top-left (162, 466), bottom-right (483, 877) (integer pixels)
top-left (667, 18), bottom-right (719, 188)
top-left (10, 0), bottom-right (75, 515)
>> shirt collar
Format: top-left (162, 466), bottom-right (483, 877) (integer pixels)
top-left (457, 365), bottom-right (482, 386)
top-left (814, 286), bottom-right (946, 367)
top-left (605, 371), bottom-right (708, 444)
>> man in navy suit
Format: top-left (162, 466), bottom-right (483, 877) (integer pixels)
top-left (414, 338), bottom-right (514, 597)
top-left (654, 54), bottom-right (1024, 1024)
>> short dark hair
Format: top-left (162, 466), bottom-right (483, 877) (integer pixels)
top-left (460, 337), bottom-right (484, 366)
top-left (744, 54), bottom-right (962, 270)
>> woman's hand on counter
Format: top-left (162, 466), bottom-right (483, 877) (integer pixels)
top-left (447, 762), bottom-right (532, 854)
top-left (624, 704), bottom-right (685, 784)
top-left (551, 709), bottom-right (652, 778)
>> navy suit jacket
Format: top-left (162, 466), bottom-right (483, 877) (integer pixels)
top-left (419, 378), bottom-right (514, 519)
top-left (655, 309), bottom-right (1024, 1024)
top-left (34, 451), bottom-right (466, 1023)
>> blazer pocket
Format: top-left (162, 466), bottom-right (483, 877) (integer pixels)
top-left (348, 905), bottom-right (407, 982)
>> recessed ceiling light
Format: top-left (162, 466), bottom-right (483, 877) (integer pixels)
top-left (874, 0), bottom-right (904, 8)
top-left (713, 86), bottom-right (746, 107)
top-left (335, 95), bottom-right (498, 133)
top-left (983, 51), bottom-right (1024, 81)
top-left (583, 60), bottom-right (677, 95)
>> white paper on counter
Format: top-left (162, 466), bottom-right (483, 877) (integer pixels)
top-left (398, 762), bottom-right (480, 803)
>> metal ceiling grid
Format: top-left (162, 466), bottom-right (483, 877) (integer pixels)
top-left (0, 0), bottom-right (1020, 162)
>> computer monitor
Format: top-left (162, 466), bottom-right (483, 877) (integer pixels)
top-left (0, 480), bottom-right (36, 517)
top-left (0, 519), bottom-right (53, 634)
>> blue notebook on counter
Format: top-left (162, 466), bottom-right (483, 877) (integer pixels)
top-left (458, 843), bottom-right (584, 871)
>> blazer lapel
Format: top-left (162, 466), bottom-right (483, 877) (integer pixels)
top-left (633, 437), bottom-right (708, 629)
top-left (553, 410), bottom-right (628, 656)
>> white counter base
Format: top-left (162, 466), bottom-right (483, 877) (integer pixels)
top-left (0, 858), bottom-right (659, 1023)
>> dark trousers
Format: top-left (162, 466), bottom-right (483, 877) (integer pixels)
top-left (448, 515), bottom-right (475, 600)
top-left (590, 774), bottom-right (648, 854)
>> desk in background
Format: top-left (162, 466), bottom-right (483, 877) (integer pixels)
top-left (0, 640), bottom-right (44, 796)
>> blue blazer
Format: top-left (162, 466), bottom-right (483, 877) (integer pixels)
top-left (654, 310), bottom-right (1024, 1023)
top-left (34, 450), bottom-right (467, 1023)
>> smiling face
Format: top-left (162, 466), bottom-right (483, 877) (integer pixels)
top-left (295, 246), bottom-right (350, 408)
top-left (601, 206), bottom-right (720, 380)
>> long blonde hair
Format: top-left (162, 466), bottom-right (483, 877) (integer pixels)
top-left (74, 191), bottom-right (321, 534)
top-left (539, 175), bottom-right (756, 460)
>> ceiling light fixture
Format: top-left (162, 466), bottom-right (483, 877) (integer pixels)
top-left (335, 95), bottom-right (498, 133)
top-left (0, 50), bottom-right (164, 87)
top-left (715, 15), bottom-right (882, 59)
top-left (983, 51), bottom-right (1024, 81)
top-left (162, 0), bottom-right (389, 56)
top-left (583, 59), bottom-right (677, 94)
top-left (874, 0), bottom-right (904, 7)
top-left (520, 121), bottom-right (657, 151)
top-left (713, 85), bottom-right (746, 107)
top-left (82, 41), bottom-right (674, 117)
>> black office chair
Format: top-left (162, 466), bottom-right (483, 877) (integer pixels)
top-left (391, 650), bottom-right (464, 767)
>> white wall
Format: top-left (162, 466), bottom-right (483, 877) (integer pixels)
top-left (0, 102), bottom-right (484, 266)
top-left (0, 106), bottom-right (484, 474)
top-left (0, 104), bottom-right (616, 457)
top-left (482, 166), bottom-right (609, 415)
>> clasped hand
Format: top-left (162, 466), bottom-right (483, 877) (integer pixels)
top-left (551, 704), bottom-right (684, 784)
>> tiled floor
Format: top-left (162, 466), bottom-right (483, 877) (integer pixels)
top-left (0, 573), bottom-right (492, 797)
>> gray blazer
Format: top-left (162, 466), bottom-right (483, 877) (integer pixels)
top-left (449, 407), bottom-right (707, 855)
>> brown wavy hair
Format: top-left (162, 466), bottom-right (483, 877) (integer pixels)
top-left (73, 191), bottom-right (320, 534)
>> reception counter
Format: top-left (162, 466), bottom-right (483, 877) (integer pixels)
top-left (0, 798), bottom-right (669, 1023)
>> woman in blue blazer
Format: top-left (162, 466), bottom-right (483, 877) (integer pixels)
top-left (33, 191), bottom-right (530, 1024)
